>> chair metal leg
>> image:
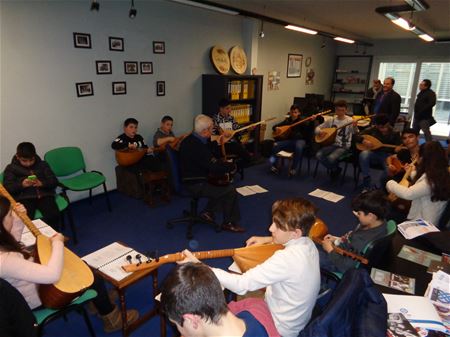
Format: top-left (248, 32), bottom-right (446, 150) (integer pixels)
top-left (65, 205), bottom-right (78, 245)
top-left (313, 160), bottom-right (319, 178)
top-left (102, 183), bottom-right (112, 212)
top-left (89, 189), bottom-right (93, 205)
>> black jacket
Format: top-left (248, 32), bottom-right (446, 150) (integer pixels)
top-left (3, 155), bottom-right (58, 200)
top-left (272, 115), bottom-right (316, 142)
top-left (414, 88), bottom-right (436, 121)
top-left (375, 90), bottom-right (401, 125)
top-left (111, 133), bottom-right (148, 150)
top-left (179, 133), bottom-right (233, 181)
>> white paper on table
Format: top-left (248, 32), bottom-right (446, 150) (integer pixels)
top-left (383, 293), bottom-right (446, 332)
top-left (236, 186), bottom-right (257, 196)
top-left (277, 151), bottom-right (293, 158)
top-left (20, 219), bottom-right (57, 247)
top-left (247, 185), bottom-right (268, 193)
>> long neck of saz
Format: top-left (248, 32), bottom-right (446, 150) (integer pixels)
top-left (311, 236), bottom-right (368, 265)
top-left (123, 248), bottom-right (235, 272)
top-left (0, 184), bottom-right (41, 237)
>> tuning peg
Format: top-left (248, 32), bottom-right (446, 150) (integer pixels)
top-left (136, 254), bottom-right (142, 266)
top-left (126, 255), bottom-right (132, 264)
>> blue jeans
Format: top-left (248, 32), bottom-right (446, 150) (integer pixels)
top-left (316, 145), bottom-right (348, 171)
top-left (269, 139), bottom-right (306, 171)
top-left (358, 150), bottom-right (389, 183)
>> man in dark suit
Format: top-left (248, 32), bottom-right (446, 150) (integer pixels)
top-left (373, 77), bottom-right (401, 126)
top-left (413, 79), bottom-right (437, 142)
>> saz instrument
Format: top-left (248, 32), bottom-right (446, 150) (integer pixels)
top-left (315, 115), bottom-right (374, 146)
top-left (387, 158), bottom-right (417, 212)
top-left (211, 117), bottom-right (277, 145)
top-left (155, 133), bottom-right (191, 153)
top-left (356, 135), bottom-right (403, 152)
top-left (272, 110), bottom-right (332, 141)
top-left (122, 243), bottom-right (284, 273)
top-left (0, 184), bottom-right (94, 308)
top-left (309, 218), bottom-right (369, 265)
top-left (115, 148), bottom-right (146, 166)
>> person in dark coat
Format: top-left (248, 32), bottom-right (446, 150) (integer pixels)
top-left (3, 142), bottom-right (60, 230)
top-left (413, 79), bottom-right (437, 142)
top-left (373, 77), bottom-right (401, 126)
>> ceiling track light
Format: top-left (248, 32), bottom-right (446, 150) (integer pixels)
top-left (285, 25), bottom-right (317, 35)
top-left (129, 0), bottom-right (137, 18)
top-left (334, 36), bottom-right (355, 44)
top-left (90, 0), bottom-right (99, 11)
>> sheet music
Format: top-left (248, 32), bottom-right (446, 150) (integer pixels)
top-left (308, 189), bottom-right (345, 203)
top-left (277, 150), bottom-right (293, 157)
top-left (20, 219), bottom-right (57, 247)
top-left (247, 185), bottom-right (268, 193)
top-left (236, 186), bottom-right (256, 196)
top-left (82, 242), bottom-right (145, 281)
top-left (236, 185), bottom-right (268, 196)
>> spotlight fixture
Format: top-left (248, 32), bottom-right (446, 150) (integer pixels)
top-left (259, 20), bottom-right (265, 38)
top-left (90, 0), bottom-right (99, 11)
top-left (334, 37), bottom-right (355, 44)
top-left (129, 0), bottom-right (137, 18)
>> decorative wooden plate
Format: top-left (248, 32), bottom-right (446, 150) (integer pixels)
top-left (210, 45), bottom-right (230, 75)
top-left (229, 45), bottom-right (247, 75)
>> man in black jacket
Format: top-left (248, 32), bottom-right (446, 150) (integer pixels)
top-left (373, 77), bottom-right (401, 126)
top-left (413, 79), bottom-right (437, 142)
top-left (179, 114), bottom-right (244, 233)
top-left (3, 142), bottom-right (60, 230)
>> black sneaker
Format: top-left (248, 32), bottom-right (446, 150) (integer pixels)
top-left (270, 166), bottom-right (279, 174)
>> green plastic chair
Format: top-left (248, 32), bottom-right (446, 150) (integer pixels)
top-left (44, 147), bottom-right (112, 212)
top-left (0, 172), bottom-right (78, 244)
top-left (333, 220), bottom-right (397, 278)
top-left (33, 289), bottom-right (97, 337)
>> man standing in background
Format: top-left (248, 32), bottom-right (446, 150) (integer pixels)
top-left (413, 79), bottom-right (437, 142)
top-left (373, 77), bottom-right (401, 126)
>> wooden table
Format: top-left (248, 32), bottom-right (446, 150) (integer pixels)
top-left (95, 252), bottom-right (166, 337)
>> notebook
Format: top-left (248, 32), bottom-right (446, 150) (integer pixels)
top-left (82, 242), bottom-right (146, 281)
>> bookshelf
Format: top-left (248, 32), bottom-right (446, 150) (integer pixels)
top-left (202, 74), bottom-right (263, 154)
top-left (331, 55), bottom-right (373, 114)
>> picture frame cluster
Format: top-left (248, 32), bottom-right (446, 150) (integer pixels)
top-left (73, 32), bottom-right (165, 97)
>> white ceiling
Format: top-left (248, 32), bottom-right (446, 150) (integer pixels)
top-left (208, 0), bottom-right (450, 42)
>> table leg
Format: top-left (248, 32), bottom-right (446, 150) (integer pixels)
top-left (118, 288), bottom-right (129, 337)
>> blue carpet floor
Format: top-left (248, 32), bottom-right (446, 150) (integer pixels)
top-left (41, 159), bottom-right (374, 337)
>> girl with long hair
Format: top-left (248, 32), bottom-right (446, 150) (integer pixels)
top-left (386, 141), bottom-right (450, 225)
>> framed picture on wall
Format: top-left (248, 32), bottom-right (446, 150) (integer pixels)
top-left (73, 33), bottom-right (91, 49)
top-left (287, 53), bottom-right (303, 78)
top-left (112, 82), bottom-right (127, 95)
top-left (76, 82), bottom-right (94, 97)
top-left (140, 62), bottom-right (153, 74)
top-left (124, 62), bottom-right (138, 74)
top-left (96, 60), bottom-right (112, 74)
top-left (109, 37), bottom-right (124, 51)
top-left (156, 81), bottom-right (165, 96)
top-left (153, 41), bottom-right (165, 54)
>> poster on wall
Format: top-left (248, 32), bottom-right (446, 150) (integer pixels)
top-left (305, 68), bottom-right (315, 85)
top-left (268, 71), bottom-right (280, 90)
top-left (287, 54), bottom-right (303, 78)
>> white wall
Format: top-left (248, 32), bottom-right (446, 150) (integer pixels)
top-left (0, 1), bottom-right (334, 198)
top-left (256, 23), bottom-right (336, 134)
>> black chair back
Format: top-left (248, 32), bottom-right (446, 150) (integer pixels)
top-left (165, 145), bottom-right (183, 194)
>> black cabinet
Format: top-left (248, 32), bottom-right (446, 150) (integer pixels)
top-left (202, 74), bottom-right (263, 154)
top-left (331, 55), bottom-right (373, 114)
